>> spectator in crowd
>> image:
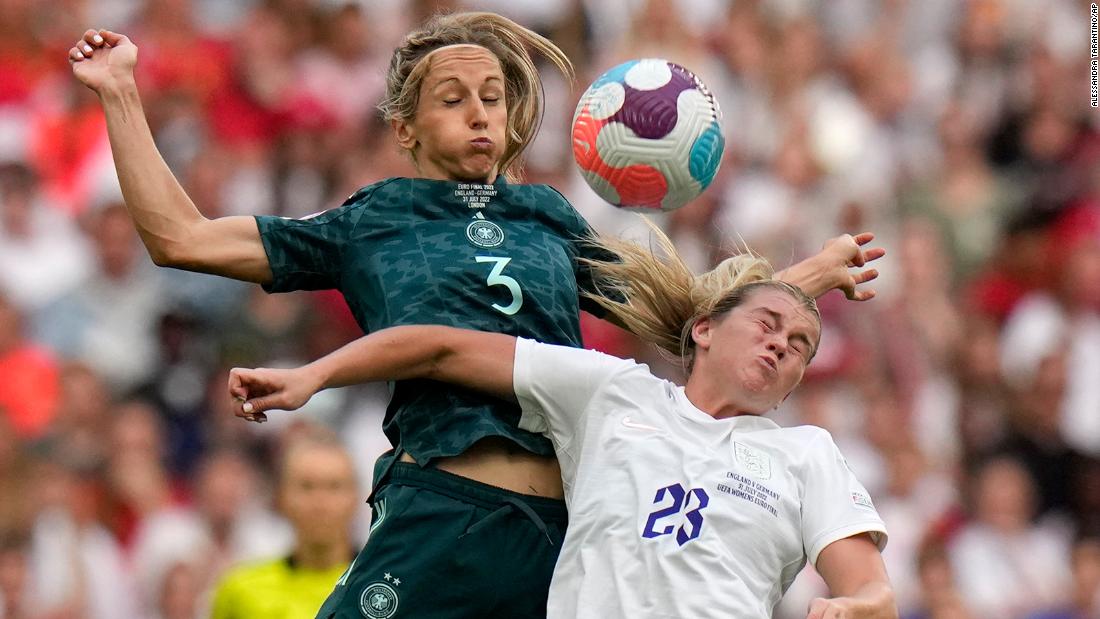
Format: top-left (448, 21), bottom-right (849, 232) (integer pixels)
top-left (0, 293), bottom-right (60, 441)
top-left (211, 427), bottom-right (358, 619)
top-left (34, 203), bottom-right (168, 395)
top-left (0, 532), bottom-right (31, 619)
top-left (0, 163), bottom-right (91, 312)
top-left (1028, 536), bottom-right (1100, 619)
top-left (949, 455), bottom-right (1071, 617)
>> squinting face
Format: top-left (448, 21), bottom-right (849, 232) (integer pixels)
top-left (693, 288), bottom-right (820, 414)
top-left (394, 45), bottom-right (508, 183)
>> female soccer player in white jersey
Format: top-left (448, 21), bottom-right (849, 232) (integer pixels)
top-left (227, 227), bottom-right (896, 619)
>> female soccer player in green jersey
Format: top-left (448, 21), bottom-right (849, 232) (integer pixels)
top-left (69, 12), bottom-right (882, 619)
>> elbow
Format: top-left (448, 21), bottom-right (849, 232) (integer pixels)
top-left (143, 220), bottom-right (205, 269)
top-left (147, 246), bottom-right (176, 267)
top-left (147, 240), bottom-right (190, 268)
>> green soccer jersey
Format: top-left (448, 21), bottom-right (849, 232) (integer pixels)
top-left (256, 176), bottom-right (606, 461)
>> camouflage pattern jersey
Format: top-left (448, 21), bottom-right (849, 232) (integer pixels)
top-left (255, 176), bottom-right (606, 462)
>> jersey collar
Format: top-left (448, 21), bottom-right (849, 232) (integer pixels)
top-left (673, 385), bottom-right (781, 432)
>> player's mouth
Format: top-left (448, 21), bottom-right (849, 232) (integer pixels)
top-left (470, 137), bottom-right (494, 152)
top-left (757, 355), bottom-right (778, 373)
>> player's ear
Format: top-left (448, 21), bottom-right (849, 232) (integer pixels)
top-left (691, 316), bottom-right (713, 351)
top-left (392, 118), bottom-right (417, 151)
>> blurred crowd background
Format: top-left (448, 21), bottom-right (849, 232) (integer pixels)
top-left (0, 0), bottom-right (1098, 617)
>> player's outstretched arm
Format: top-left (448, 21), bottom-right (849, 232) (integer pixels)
top-left (809, 533), bottom-right (898, 619)
top-left (69, 29), bottom-right (272, 284)
top-left (228, 326), bottom-right (518, 422)
top-left (776, 233), bottom-right (885, 302)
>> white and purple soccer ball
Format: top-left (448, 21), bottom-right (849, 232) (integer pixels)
top-left (572, 59), bottom-right (724, 211)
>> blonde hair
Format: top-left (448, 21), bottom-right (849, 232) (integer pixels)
top-left (582, 220), bottom-right (820, 366)
top-left (379, 11), bottom-right (574, 182)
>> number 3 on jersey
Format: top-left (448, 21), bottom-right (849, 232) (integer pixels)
top-left (475, 256), bottom-right (523, 315)
top-left (642, 483), bottom-right (710, 546)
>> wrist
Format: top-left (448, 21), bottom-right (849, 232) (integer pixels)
top-left (779, 254), bottom-right (832, 299)
top-left (302, 362), bottom-right (330, 394)
top-left (95, 75), bottom-right (140, 103)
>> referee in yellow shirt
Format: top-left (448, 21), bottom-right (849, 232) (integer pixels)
top-left (211, 429), bottom-right (359, 619)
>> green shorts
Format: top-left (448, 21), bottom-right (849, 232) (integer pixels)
top-left (315, 460), bottom-right (568, 619)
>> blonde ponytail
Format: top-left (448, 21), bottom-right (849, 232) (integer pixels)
top-left (582, 219), bottom-right (818, 363)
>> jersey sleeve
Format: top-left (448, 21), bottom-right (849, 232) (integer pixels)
top-left (254, 187), bottom-right (373, 293)
top-left (800, 429), bottom-right (889, 566)
top-left (512, 338), bottom-right (628, 451)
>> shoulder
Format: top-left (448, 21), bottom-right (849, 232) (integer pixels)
top-left (502, 180), bottom-right (569, 203)
top-left (518, 338), bottom-right (653, 383)
top-left (268, 178), bottom-right (407, 231)
top-left (338, 177), bottom-right (406, 211)
top-left (777, 425), bottom-right (844, 464)
top-left (785, 424), bottom-right (835, 444)
top-left (510, 182), bottom-right (589, 227)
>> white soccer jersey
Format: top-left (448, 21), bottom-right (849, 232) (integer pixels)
top-left (512, 339), bottom-right (888, 619)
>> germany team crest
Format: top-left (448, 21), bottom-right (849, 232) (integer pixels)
top-left (466, 220), bottom-right (505, 248)
top-left (360, 581), bottom-right (399, 618)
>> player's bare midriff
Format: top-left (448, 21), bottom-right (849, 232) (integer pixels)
top-left (399, 436), bottom-right (565, 499)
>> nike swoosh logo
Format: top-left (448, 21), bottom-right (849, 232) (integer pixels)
top-left (621, 416), bottom-right (663, 432)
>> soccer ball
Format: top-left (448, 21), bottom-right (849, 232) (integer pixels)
top-left (572, 59), bottom-right (724, 211)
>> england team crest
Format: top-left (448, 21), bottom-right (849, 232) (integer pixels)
top-left (734, 442), bottom-right (772, 480)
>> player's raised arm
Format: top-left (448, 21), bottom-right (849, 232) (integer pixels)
top-left (776, 232), bottom-right (885, 302)
top-left (228, 326), bottom-right (519, 422)
top-left (69, 29), bottom-right (272, 284)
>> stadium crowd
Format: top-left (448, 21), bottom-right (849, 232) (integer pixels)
top-left (1, 0), bottom-right (1098, 617)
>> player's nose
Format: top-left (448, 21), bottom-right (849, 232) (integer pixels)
top-left (469, 99), bottom-right (489, 128)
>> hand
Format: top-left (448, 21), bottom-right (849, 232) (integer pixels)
top-left (807, 596), bottom-right (860, 619)
top-left (227, 366), bottom-right (322, 423)
top-left (69, 29), bottom-right (138, 94)
top-left (819, 232), bottom-right (885, 301)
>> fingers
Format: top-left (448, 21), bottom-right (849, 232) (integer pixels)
top-left (71, 29), bottom-right (106, 62)
top-left (232, 395), bottom-right (268, 423)
top-left (82, 29), bottom-right (105, 46)
top-left (843, 232), bottom-right (885, 269)
top-left (851, 232), bottom-right (875, 246)
top-left (846, 288), bottom-right (876, 301)
top-left (853, 268), bottom-right (879, 285)
top-left (70, 29), bottom-right (128, 63)
top-left (97, 30), bottom-right (130, 47)
top-left (238, 399), bottom-right (268, 424)
top-left (862, 247), bottom-right (886, 263)
top-left (228, 367), bottom-right (270, 423)
top-left (849, 249), bottom-right (866, 268)
top-left (227, 368), bottom-right (250, 401)
top-left (841, 268), bottom-right (878, 301)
